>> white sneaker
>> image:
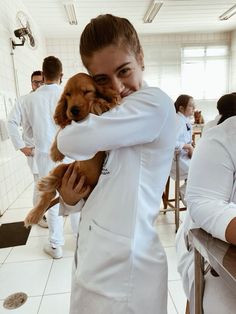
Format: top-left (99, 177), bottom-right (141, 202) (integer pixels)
top-left (38, 215), bottom-right (48, 228)
top-left (43, 244), bottom-right (63, 259)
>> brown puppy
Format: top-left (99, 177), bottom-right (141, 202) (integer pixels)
top-left (194, 110), bottom-right (204, 124)
top-left (24, 73), bottom-right (120, 227)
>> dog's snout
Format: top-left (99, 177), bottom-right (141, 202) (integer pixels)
top-left (70, 106), bottom-right (80, 116)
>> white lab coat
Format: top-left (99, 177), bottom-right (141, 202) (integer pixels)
top-left (7, 94), bottom-right (38, 174)
top-left (23, 84), bottom-right (64, 247)
top-left (202, 114), bottom-right (221, 135)
top-left (58, 86), bottom-right (176, 314)
top-left (170, 112), bottom-right (192, 180)
top-left (176, 116), bottom-right (236, 313)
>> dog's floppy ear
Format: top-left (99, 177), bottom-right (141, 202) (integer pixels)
top-left (54, 94), bottom-right (70, 128)
top-left (95, 85), bottom-right (121, 106)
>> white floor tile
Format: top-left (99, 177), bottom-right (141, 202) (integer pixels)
top-left (0, 260), bottom-right (52, 299)
top-left (5, 234), bottom-right (77, 263)
top-left (0, 248), bottom-right (12, 263)
top-left (156, 211), bottom-right (176, 225)
top-left (5, 236), bottom-right (50, 262)
top-left (157, 224), bottom-right (177, 247)
top-left (20, 187), bottom-right (34, 198)
top-left (63, 216), bottom-right (75, 235)
top-left (0, 208), bottom-right (30, 223)
top-left (0, 296), bottom-right (41, 314)
top-left (45, 258), bottom-right (73, 294)
top-left (29, 224), bottom-right (49, 237)
top-left (9, 198), bottom-right (33, 209)
top-left (168, 280), bottom-right (187, 314)
top-left (63, 234), bottom-right (77, 258)
top-left (165, 247), bottom-right (181, 281)
top-left (38, 293), bottom-right (70, 314)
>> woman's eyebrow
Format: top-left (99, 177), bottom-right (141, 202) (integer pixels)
top-left (92, 74), bottom-right (106, 80)
top-left (115, 62), bottom-right (130, 72)
top-left (92, 62), bottom-right (131, 80)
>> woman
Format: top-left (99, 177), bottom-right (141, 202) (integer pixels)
top-left (170, 94), bottom-right (195, 203)
top-left (57, 14), bottom-right (176, 314)
top-left (176, 116), bottom-right (236, 313)
top-left (203, 92), bottom-right (236, 133)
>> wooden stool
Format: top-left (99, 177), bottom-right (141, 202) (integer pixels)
top-left (161, 150), bottom-right (186, 232)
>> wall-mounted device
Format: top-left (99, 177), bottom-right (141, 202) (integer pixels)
top-left (11, 11), bottom-right (36, 49)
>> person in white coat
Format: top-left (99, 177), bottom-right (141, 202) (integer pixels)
top-left (176, 115), bottom-right (236, 313)
top-left (7, 70), bottom-right (48, 228)
top-left (203, 92), bottom-right (236, 134)
top-left (57, 14), bottom-right (176, 314)
top-left (22, 57), bottom-right (66, 258)
top-left (170, 94), bottom-right (195, 203)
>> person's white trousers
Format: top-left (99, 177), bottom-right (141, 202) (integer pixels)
top-left (35, 151), bottom-right (64, 248)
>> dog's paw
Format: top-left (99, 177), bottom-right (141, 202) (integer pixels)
top-left (24, 209), bottom-right (44, 227)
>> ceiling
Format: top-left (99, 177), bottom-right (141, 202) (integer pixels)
top-left (21, 0), bottom-right (236, 38)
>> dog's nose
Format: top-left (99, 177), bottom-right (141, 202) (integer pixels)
top-left (70, 106), bottom-right (80, 116)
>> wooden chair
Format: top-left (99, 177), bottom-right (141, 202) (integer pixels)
top-left (161, 150), bottom-right (187, 232)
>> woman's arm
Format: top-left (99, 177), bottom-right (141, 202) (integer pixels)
top-left (57, 87), bottom-right (175, 160)
top-left (225, 218), bottom-right (236, 245)
top-left (186, 134), bottom-right (236, 243)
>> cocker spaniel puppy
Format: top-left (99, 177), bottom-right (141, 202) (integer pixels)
top-left (24, 73), bottom-right (120, 227)
top-left (194, 110), bottom-right (204, 124)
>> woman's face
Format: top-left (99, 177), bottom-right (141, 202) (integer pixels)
top-left (183, 98), bottom-right (195, 117)
top-left (86, 44), bottom-right (144, 98)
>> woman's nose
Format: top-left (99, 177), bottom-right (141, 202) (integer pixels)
top-left (110, 78), bottom-right (124, 93)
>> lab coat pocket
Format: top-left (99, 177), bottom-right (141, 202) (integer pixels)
top-left (78, 220), bottom-right (131, 300)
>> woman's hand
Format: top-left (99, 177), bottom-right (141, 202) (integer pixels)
top-left (58, 163), bottom-right (91, 206)
top-left (184, 144), bottom-right (194, 158)
top-left (20, 147), bottom-right (34, 156)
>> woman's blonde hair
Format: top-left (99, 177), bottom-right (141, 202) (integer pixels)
top-left (80, 14), bottom-right (142, 68)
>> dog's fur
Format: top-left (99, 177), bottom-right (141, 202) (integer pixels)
top-left (194, 110), bottom-right (204, 124)
top-left (24, 73), bottom-right (120, 226)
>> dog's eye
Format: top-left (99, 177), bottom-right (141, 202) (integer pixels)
top-left (84, 90), bottom-right (94, 96)
top-left (65, 92), bottom-right (71, 97)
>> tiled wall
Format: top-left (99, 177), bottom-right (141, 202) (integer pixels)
top-left (0, 0), bottom-right (46, 215)
top-left (230, 30), bottom-right (236, 92)
top-left (46, 38), bottom-right (85, 86)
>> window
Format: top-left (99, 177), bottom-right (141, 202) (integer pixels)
top-left (181, 46), bottom-right (229, 100)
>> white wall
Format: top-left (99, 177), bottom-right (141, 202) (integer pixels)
top-left (0, 0), bottom-right (47, 215)
top-left (230, 30), bottom-right (236, 93)
top-left (46, 38), bottom-right (85, 85)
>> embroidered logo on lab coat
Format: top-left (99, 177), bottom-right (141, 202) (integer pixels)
top-left (101, 152), bottom-right (110, 175)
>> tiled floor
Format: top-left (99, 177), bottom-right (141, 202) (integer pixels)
top-left (0, 182), bottom-right (187, 313)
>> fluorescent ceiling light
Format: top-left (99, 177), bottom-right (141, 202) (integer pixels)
top-left (143, 1), bottom-right (163, 23)
top-left (219, 4), bottom-right (236, 21)
top-left (63, 1), bottom-right (78, 25)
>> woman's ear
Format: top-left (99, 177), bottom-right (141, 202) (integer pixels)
top-left (138, 48), bottom-right (145, 70)
top-left (59, 73), bottom-right (63, 85)
top-left (179, 105), bottom-right (185, 114)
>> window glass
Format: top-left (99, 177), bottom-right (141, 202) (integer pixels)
top-left (181, 45), bottom-right (229, 99)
